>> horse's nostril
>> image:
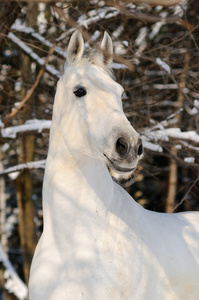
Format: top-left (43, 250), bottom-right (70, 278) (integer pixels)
top-left (138, 142), bottom-right (143, 156)
top-left (116, 137), bottom-right (129, 157)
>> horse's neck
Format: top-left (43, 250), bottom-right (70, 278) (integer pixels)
top-left (42, 125), bottom-right (115, 245)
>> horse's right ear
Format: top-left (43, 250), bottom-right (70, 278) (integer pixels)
top-left (67, 31), bottom-right (84, 64)
top-left (100, 31), bottom-right (113, 67)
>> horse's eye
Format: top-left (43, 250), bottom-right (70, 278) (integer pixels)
top-left (73, 87), bottom-right (87, 98)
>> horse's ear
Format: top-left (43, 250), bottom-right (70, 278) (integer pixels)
top-left (100, 31), bottom-right (113, 67)
top-left (67, 31), bottom-right (84, 64)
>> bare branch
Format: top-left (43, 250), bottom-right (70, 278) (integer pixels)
top-left (173, 176), bottom-right (199, 212)
top-left (4, 44), bottom-right (56, 125)
top-left (2, 0), bottom-right (182, 6)
top-left (132, 0), bottom-right (182, 6)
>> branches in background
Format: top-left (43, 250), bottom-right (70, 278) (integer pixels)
top-left (2, 0), bottom-right (183, 6)
top-left (4, 44), bottom-right (56, 124)
top-left (0, 0), bottom-right (198, 297)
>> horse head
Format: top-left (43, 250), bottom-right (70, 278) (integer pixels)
top-left (53, 30), bottom-right (143, 173)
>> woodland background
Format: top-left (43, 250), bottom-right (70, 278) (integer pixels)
top-left (0, 0), bottom-right (199, 299)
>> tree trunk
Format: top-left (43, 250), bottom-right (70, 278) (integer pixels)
top-left (15, 166), bottom-right (37, 285)
top-left (15, 68), bottom-right (37, 285)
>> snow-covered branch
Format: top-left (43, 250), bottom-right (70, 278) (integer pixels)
top-left (148, 128), bottom-right (199, 143)
top-left (10, 23), bottom-right (127, 71)
top-left (142, 127), bottom-right (199, 157)
top-left (8, 33), bottom-right (61, 79)
top-left (0, 160), bottom-right (46, 177)
top-left (78, 7), bottom-right (120, 29)
top-left (11, 22), bottom-right (66, 59)
top-left (1, 119), bottom-right (51, 139)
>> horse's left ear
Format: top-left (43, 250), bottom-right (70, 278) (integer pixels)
top-left (67, 30), bottom-right (84, 64)
top-left (100, 31), bottom-right (113, 67)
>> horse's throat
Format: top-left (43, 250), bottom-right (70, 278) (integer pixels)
top-left (42, 136), bottom-right (114, 245)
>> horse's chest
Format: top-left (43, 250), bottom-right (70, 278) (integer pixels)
top-left (44, 224), bottom-right (139, 299)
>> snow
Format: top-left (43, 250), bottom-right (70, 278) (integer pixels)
top-left (84, 30), bottom-right (101, 50)
top-left (194, 99), bottom-right (199, 108)
top-left (112, 25), bottom-right (124, 39)
top-left (156, 58), bottom-right (171, 74)
top-left (8, 171), bottom-right (20, 180)
top-left (134, 27), bottom-right (148, 64)
top-left (114, 41), bottom-right (127, 55)
top-left (184, 157), bottom-right (195, 164)
top-left (0, 118), bottom-right (4, 128)
top-left (5, 210), bottom-right (18, 237)
top-left (37, 3), bottom-right (47, 34)
top-left (149, 20), bottom-right (165, 40)
top-left (165, 128), bottom-right (199, 143)
top-left (166, 108), bottom-right (183, 120)
top-left (135, 27), bottom-right (148, 47)
top-left (0, 244), bottom-right (27, 300)
top-left (148, 12), bottom-right (168, 40)
top-left (153, 83), bottom-right (178, 90)
top-left (142, 138), bottom-right (163, 152)
top-left (188, 99), bottom-right (199, 115)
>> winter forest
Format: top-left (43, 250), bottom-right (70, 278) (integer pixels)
top-left (0, 0), bottom-right (199, 298)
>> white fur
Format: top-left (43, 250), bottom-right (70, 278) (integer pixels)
top-left (29, 32), bottom-right (199, 300)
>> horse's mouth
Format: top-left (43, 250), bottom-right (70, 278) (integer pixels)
top-left (104, 154), bottom-right (135, 173)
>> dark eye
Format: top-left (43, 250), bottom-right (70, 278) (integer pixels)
top-left (73, 87), bottom-right (87, 98)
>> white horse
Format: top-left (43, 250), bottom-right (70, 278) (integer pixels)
top-left (29, 31), bottom-right (199, 300)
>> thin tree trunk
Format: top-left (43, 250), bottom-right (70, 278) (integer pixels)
top-left (165, 51), bottom-right (190, 213)
top-left (0, 153), bottom-right (7, 253)
top-left (14, 3), bottom-right (38, 286)
top-left (165, 147), bottom-right (178, 213)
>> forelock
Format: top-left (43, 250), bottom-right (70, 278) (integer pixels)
top-left (84, 48), bottom-right (115, 80)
